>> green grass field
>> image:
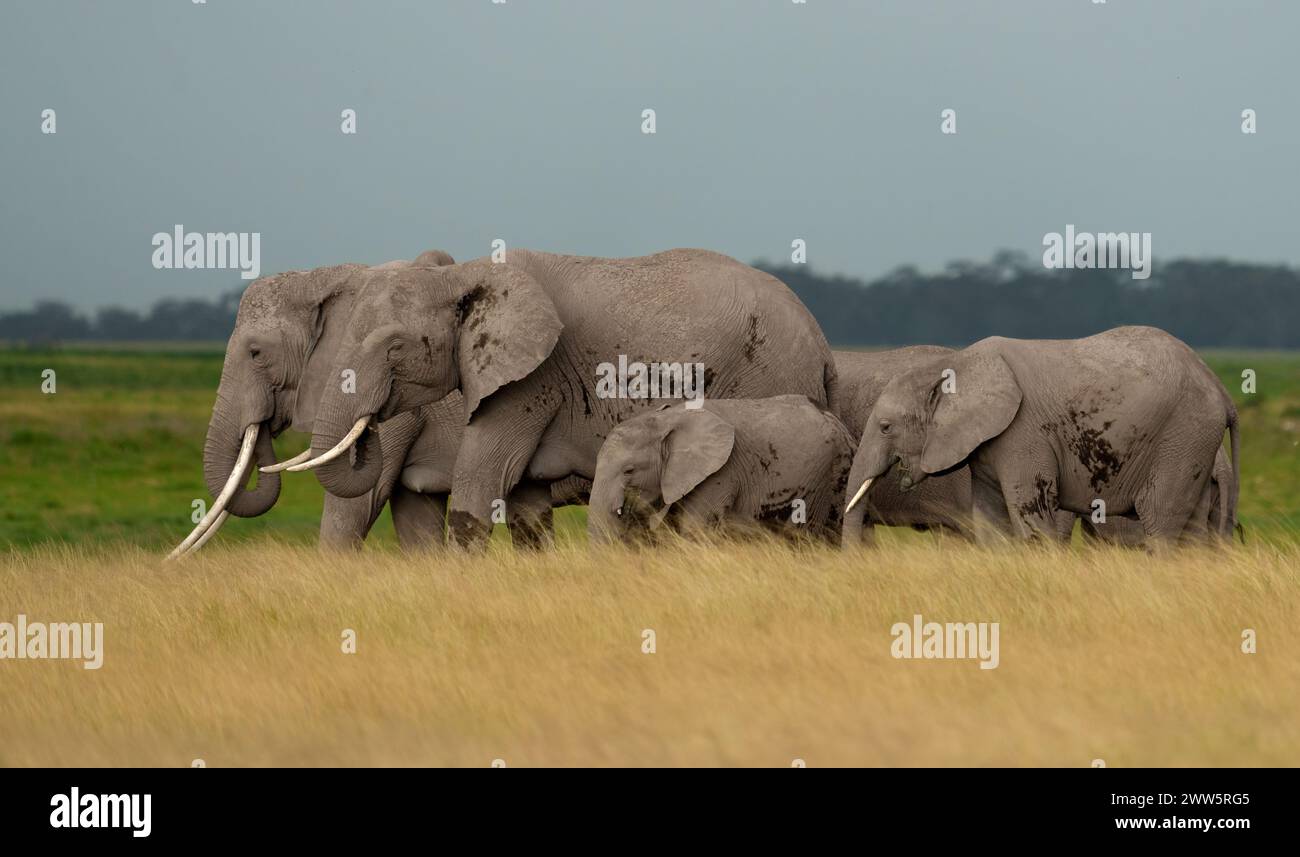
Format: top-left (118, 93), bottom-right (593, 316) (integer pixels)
top-left (1, 345), bottom-right (1298, 551)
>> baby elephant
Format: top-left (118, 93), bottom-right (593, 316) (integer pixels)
top-left (588, 396), bottom-right (854, 544)
top-left (843, 326), bottom-right (1239, 547)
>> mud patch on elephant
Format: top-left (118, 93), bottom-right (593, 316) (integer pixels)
top-left (457, 284), bottom-right (495, 327)
top-left (757, 501), bottom-right (796, 531)
top-left (448, 510), bottom-right (492, 548)
top-left (466, 330), bottom-right (502, 371)
top-left (1066, 410), bottom-right (1122, 491)
top-left (1017, 476), bottom-right (1057, 521)
top-left (744, 314), bottom-right (766, 362)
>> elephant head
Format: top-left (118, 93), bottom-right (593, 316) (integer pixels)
top-left (298, 260), bottom-right (563, 499)
top-left (588, 406), bottom-right (735, 543)
top-left (168, 251), bottom-right (455, 558)
top-left (842, 350), bottom-right (1020, 537)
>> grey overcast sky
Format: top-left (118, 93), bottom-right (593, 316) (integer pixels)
top-left (1, 0), bottom-right (1296, 311)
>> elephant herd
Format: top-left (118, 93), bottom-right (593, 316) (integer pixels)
top-left (169, 248), bottom-right (1239, 559)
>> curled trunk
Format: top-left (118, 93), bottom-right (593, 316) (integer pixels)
top-left (202, 398), bottom-right (280, 517)
top-left (310, 402), bottom-right (384, 499)
top-left (308, 358), bottom-right (394, 499)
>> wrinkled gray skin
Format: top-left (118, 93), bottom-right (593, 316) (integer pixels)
top-left (833, 348), bottom-right (973, 542)
top-left (588, 396), bottom-right (853, 544)
top-left (1080, 447), bottom-right (1236, 545)
top-left (843, 326), bottom-right (1239, 547)
top-left (199, 250), bottom-right (461, 550)
top-left (308, 248), bottom-right (837, 548)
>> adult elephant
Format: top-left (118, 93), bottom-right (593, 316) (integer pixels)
top-left (296, 248), bottom-right (838, 547)
top-left (840, 327), bottom-right (1239, 546)
top-left (167, 251), bottom-right (460, 559)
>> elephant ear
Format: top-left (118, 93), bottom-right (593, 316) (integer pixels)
top-left (660, 409), bottom-right (736, 506)
top-left (455, 266), bottom-right (562, 417)
top-left (920, 352), bottom-right (1021, 475)
top-left (292, 265), bottom-right (365, 431)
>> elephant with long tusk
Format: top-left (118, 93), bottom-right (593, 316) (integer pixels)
top-left (167, 250), bottom-right (465, 560)
top-left (295, 248), bottom-right (839, 549)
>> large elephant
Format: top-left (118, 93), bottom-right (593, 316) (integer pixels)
top-left (587, 396), bottom-right (854, 544)
top-left (842, 326), bottom-right (1239, 546)
top-left (833, 348), bottom-right (972, 542)
top-left (296, 248), bottom-right (838, 547)
top-left (168, 251), bottom-right (461, 558)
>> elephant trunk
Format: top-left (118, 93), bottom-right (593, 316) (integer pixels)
top-left (587, 477), bottom-right (626, 544)
top-left (310, 405), bottom-right (384, 500)
top-left (308, 365), bottom-right (392, 499)
top-left (201, 378), bottom-right (280, 518)
top-left (840, 439), bottom-right (893, 547)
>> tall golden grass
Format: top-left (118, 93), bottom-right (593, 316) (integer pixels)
top-left (1, 536), bottom-right (1297, 767)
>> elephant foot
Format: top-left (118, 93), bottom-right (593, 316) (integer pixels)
top-left (448, 510), bottom-right (493, 551)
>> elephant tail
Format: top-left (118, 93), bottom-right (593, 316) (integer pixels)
top-left (1221, 407), bottom-right (1241, 541)
top-left (822, 358), bottom-right (840, 414)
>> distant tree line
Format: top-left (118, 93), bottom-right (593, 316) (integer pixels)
top-left (761, 251), bottom-right (1298, 349)
top-left (0, 290), bottom-right (243, 345)
top-left (2, 253), bottom-right (1296, 348)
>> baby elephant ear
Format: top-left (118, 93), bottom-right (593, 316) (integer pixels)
top-left (454, 265), bottom-right (563, 417)
top-left (920, 351), bottom-right (1021, 475)
top-left (660, 409), bottom-right (736, 506)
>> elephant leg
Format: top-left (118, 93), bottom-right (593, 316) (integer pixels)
top-left (1178, 478), bottom-right (1216, 547)
top-left (447, 387), bottom-right (560, 550)
top-left (391, 487), bottom-right (447, 551)
top-left (317, 408), bottom-right (423, 551)
top-left (507, 479), bottom-right (554, 550)
top-left (969, 473), bottom-right (1012, 544)
top-left (319, 491), bottom-right (382, 550)
top-left (1135, 451), bottom-right (1215, 549)
top-left (674, 479), bottom-right (737, 538)
top-left (999, 469), bottom-right (1066, 543)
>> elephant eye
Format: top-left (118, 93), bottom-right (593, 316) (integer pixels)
top-left (879, 420), bottom-right (891, 434)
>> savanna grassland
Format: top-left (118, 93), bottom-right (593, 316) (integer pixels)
top-left (2, 539), bottom-right (1298, 767)
top-left (1, 346), bottom-right (1298, 766)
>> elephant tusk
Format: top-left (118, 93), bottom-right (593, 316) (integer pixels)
top-left (844, 478), bottom-right (873, 515)
top-left (166, 424), bottom-right (259, 560)
top-left (259, 448), bottom-right (313, 474)
top-left (287, 417), bottom-right (371, 472)
top-left (182, 511), bottom-right (229, 556)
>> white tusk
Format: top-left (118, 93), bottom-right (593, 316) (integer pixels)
top-left (286, 417), bottom-right (371, 472)
top-left (182, 511), bottom-right (229, 556)
top-left (166, 424), bottom-right (259, 560)
top-left (259, 448), bottom-right (313, 474)
top-left (845, 478), bottom-right (873, 515)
